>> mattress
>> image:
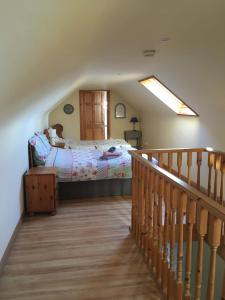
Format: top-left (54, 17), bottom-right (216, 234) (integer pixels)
top-left (45, 146), bottom-right (133, 182)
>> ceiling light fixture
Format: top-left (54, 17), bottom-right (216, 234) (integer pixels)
top-left (160, 37), bottom-right (171, 42)
top-left (139, 76), bottom-right (198, 116)
top-left (143, 49), bottom-right (156, 57)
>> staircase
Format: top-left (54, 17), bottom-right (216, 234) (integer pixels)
top-left (129, 147), bottom-right (225, 300)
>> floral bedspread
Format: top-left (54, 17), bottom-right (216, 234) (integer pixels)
top-left (45, 147), bottom-right (133, 182)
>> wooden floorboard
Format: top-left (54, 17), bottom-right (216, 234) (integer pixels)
top-left (0, 196), bottom-right (162, 300)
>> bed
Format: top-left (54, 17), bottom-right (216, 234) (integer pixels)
top-left (49, 123), bottom-right (131, 150)
top-left (28, 131), bottom-right (133, 199)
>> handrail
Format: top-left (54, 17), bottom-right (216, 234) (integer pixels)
top-left (133, 147), bottom-right (207, 154)
top-left (129, 150), bottom-right (225, 221)
top-left (129, 148), bottom-right (225, 300)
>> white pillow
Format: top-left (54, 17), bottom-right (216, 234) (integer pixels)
top-left (35, 132), bottom-right (51, 154)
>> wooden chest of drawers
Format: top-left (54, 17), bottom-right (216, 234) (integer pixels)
top-left (24, 167), bottom-right (57, 216)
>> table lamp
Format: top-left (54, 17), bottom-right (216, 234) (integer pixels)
top-left (130, 117), bottom-right (139, 131)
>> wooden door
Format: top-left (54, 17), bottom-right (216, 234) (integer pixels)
top-left (80, 91), bottom-right (93, 140)
top-left (80, 90), bottom-right (110, 140)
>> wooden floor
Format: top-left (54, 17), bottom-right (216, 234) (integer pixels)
top-left (0, 196), bottom-right (162, 300)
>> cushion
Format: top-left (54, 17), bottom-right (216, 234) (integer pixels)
top-left (33, 149), bottom-right (45, 166)
top-left (35, 132), bottom-right (52, 154)
top-left (29, 135), bottom-right (49, 162)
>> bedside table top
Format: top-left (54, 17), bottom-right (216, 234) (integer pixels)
top-left (26, 167), bottom-right (57, 176)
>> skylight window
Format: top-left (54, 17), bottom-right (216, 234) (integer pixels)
top-left (139, 76), bottom-right (198, 116)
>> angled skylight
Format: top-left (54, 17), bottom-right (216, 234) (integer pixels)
top-left (139, 76), bottom-right (198, 116)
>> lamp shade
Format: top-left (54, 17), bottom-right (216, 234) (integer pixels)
top-left (130, 117), bottom-right (138, 123)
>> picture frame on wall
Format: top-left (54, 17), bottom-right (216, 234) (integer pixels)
top-left (63, 104), bottom-right (74, 115)
top-left (115, 103), bottom-right (126, 118)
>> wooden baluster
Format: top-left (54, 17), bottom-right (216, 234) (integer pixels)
top-left (187, 152), bottom-right (192, 185)
top-left (184, 198), bottom-right (196, 300)
top-left (144, 166), bottom-right (149, 258)
top-left (176, 191), bottom-right (187, 300)
top-left (133, 159), bottom-right (137, 238)
top-left (214, 154), bottom-right (221, 201)
top-left (152, 173), bottom-right (158, 274)
top-left (222, 270), bottom-right (225, 300)
top-left (162, 181), bottom-right (171, 295)
top-left (197, 152), bottom-right (202, 190)
top-left (157, 176), bottom-right (164, 284)
top-left (207, 217), bottom-right (222, 300)
top-left (148, 171), bottom-right (154, 266)
top-left (136, 161), bottom-right (141, 242)
top-left (208, 152), bottom-right (214, 196)
top-left (195, 207), bottom-right (208, 300)
top-left (134, 160), bottom-right (137, 240)
top-left (131, 157), bottom-right (136, 233)
top-left (168, 152), bottom-right (173, 172)
top-left (140, 164), bottom-right (145, 248)
top-left (135, 159), bottom-right (139, 237)
top-left (168, 186), bottom-right (178, 300)
top-left (148, 153), bottom-right (153, 162)
top-left (158, 153), bottom-right (163, 168)
top-left (177, 152), bottom-right (182, 177)
top-left (220, 157), bottom-right (225, 205)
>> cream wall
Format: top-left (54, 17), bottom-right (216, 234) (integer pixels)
top-left (141, 110), bottom-right (223, 150)
top-left (140, 109), bottom-right (225, 191)
top-left (49, 91), bottom-right (80, 140)
top-left (110, 92), bottom-right (140, 139)
top-left (49, 91), bottom-right (140, 140)
top-left (0, 111), bottom-right (47, 262)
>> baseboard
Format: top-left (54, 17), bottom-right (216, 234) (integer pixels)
top-left (0, 214), bottom-right (23, 276)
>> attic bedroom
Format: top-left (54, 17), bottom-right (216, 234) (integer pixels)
top-left (0, 1), bottom-right (225, 299)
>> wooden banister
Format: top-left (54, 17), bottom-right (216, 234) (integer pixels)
top-left (129, 147), bottom-right (225, 299)
top-left (130, 150), bottom-right (225, 218)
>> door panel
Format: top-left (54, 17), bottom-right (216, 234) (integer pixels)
top-left (80, 90), bottom-right (109, 140)
top-left (38, 175), bottom-right (55, 211)
top-left (25, 176), bottom-right (39, 212)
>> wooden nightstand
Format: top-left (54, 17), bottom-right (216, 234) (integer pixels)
top-left (24, 167), bottom-right (58, 216)
top-left (124, 130), bottom-right (142, 149)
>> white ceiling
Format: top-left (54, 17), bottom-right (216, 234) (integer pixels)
top-left (1, 0), bottom-right (225, 120)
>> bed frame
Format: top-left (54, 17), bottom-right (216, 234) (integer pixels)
top-left (28, 143), bottom-right (131, 200)
top-left (58, 179), bottom-right (131, 200)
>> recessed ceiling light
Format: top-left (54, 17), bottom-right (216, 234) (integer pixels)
top-left (160, 37), bottom-right (171, 42)
top-left (143, 49), bottom-right (156, 57)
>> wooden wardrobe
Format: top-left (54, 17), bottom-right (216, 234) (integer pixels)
top-left (79, 90), bottom-right (110, 140)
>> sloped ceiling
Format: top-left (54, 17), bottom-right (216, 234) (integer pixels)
top-left (1, 0), bottom-right (225, 122)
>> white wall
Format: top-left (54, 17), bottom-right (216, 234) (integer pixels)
top-left (0, 111), bottom-right (47, 261)
top-left (140, 108), bottom-right (225, 191)
top-left (141, 110), bottom-right (224, 150)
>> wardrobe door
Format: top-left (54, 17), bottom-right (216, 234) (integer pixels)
top-left (93, 91), bottom-right (106, 140)
top-left (80, 90), bottom-right (109, 140)
top-left (80, 91), bottom-right (93, 140)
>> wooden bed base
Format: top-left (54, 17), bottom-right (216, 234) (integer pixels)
top-left (58, 179), bottom-right (131, 200)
